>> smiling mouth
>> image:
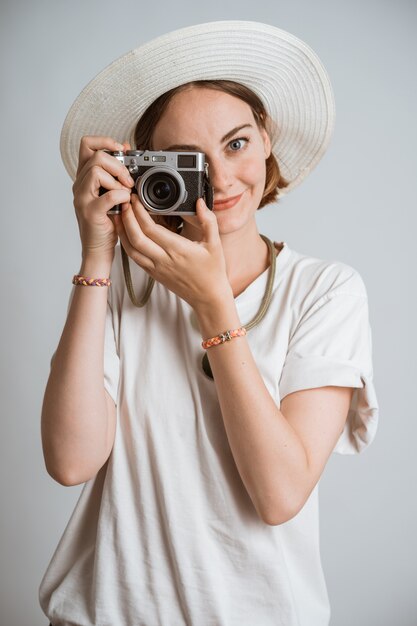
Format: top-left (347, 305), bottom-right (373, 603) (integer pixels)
top-left (213, 191), bottom-right (244, 210)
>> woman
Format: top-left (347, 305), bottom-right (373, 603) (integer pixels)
top-left (39, 21), bottom-right (379, 626)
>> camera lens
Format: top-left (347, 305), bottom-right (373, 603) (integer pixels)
top-left (137, 166), bottom-right (187, 213)
top-left (152, 181), bottom-right (172, 201)
top-left (144, 174), bottom-right (179, 209)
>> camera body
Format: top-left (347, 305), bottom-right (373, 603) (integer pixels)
top-left (104, 150), bottom-right (212, 215)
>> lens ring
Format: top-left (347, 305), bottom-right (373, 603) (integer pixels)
top-left (137, 167), bottom-right (187, 213)
top-left (146, 176), bottom-right (177, 206)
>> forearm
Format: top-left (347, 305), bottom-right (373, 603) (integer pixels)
top-left (195, 295), bottom-right (309, 525)
top-left (41, 254), bottom-right (115, 485)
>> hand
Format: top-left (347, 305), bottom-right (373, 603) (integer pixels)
top-left (72, 135), bottom-right (134, 260)
top-left (113, 193), bottom-right (233, 310)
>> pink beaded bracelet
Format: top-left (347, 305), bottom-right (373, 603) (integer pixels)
top-left (72, 274), bottom-right (112, 287)
top-left (201, 327), bottom-right (247, 350)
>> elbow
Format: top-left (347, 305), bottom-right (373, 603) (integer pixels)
top-left (42, 440), bottom-right (111, 487)
top-left (44, 459), bottom-right (97, 487)
top-left (55, 473), bottom-right (85, 487)
top-left (259, 493), bottom-right (307, 526)
top-left (261, 506), bottom-right (301, 526)
top-left (45, 464), bottom-right (85, 487)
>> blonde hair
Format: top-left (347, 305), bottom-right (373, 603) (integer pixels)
top-left (134, 80), bottom-right (289, 232)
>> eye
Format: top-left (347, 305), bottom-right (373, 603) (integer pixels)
top-left (227, 137), bottom-right (249, 152)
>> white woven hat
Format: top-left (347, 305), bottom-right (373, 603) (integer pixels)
top-left (60, 20), bottom-right (335, 193)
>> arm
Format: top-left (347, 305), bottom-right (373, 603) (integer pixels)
top-left (41, 135), bottom-right (133, 486)
top-left (195, 295), bottom-right (354, 526)
top-left (41, 255), bottom-right (117, 486)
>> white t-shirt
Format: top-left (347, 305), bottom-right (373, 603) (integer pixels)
top-left (39, 240), bottom-right (379, 626)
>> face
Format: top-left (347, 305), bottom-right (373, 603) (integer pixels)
top-left (150, 87), bottom-right (271, 238)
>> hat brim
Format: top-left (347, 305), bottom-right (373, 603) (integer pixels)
top-left (60, 20), bottom-right (335, 193)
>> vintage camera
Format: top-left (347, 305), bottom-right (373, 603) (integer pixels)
top-left (103, 150), bottom-right (213, 215)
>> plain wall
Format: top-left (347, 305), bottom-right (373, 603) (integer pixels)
top-left (1, 0), bottom-right (415, 624)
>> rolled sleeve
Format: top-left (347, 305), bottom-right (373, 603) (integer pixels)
top-left (279, 274), bottom-right (379, 455)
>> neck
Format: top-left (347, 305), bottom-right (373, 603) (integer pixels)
top-left (179, 219), bottom-right (272, 298)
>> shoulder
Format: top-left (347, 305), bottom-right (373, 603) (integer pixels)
top-left (284, 245), bottom-right (368, 308)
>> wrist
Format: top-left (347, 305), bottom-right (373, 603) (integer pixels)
top-left (194, 292), bottom-right (241, 339)
top-left (192, 282), bottom-right (234, 313)
top-left (79, 253), bottom-right (114, 277)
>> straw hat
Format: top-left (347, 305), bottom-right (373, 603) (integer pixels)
top-left (60, 20), bottom-right (335, 193)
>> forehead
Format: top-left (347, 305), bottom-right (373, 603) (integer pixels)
top-left (152, 87), bottom-right (255, 143)
top-left (167, 86), bottom-right (252, 113)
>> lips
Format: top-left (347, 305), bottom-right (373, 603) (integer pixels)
top-left (213, 191), bottom-right (244, 210)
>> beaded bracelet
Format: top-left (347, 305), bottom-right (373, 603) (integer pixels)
top-left (72, 274), bottom-right (112, 287)
top-left (201, 327), bottom-right (247, 350)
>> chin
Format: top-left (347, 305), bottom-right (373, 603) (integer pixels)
top-left (216, 213), bottom-right (256, 236)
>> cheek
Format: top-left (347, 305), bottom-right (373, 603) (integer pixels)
top-left (238, 152), bottom-right (267, 187)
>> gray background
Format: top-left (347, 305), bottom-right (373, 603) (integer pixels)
top-left (1, 0), bottom-right (415, 624)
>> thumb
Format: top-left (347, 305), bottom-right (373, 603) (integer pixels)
top-left (196, 197), bottom-right (219, 243)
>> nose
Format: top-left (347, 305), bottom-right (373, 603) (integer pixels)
top-left (206, 156), bottom-right (234, 194)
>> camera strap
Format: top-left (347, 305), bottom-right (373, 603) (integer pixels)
top-left (120, 230), bottom-right (277, 379)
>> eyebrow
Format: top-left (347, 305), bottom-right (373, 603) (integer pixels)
top-left (162, 123), bottom-right (254, 151)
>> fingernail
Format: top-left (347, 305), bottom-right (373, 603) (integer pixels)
top-left (116, 142), bottom-right (124, 150)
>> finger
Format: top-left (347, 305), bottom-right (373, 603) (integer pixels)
top-left (195, 197), bottom-right (219, 244)
top-left (116, 211), bottom-right (156, 272)
top-left (76, 170), bottom-right (131, 202)
top-left (130, 194), bottom-right (188, 256)
top-left (90, 188), bottom-right (132, 215)
top-left (77, 136), bottom-right (125, 175)
top-left (77, 152), bottom-right (134, 192)
top-left (121, 201), bottom-right (166, 261)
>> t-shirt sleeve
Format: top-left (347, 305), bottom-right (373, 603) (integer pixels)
top-left (278, 266), bottom-right (379, 455)
top-left (103, 284), bottom-right (120, 404)
top-left (49, 283), bottom-right (120, 405)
